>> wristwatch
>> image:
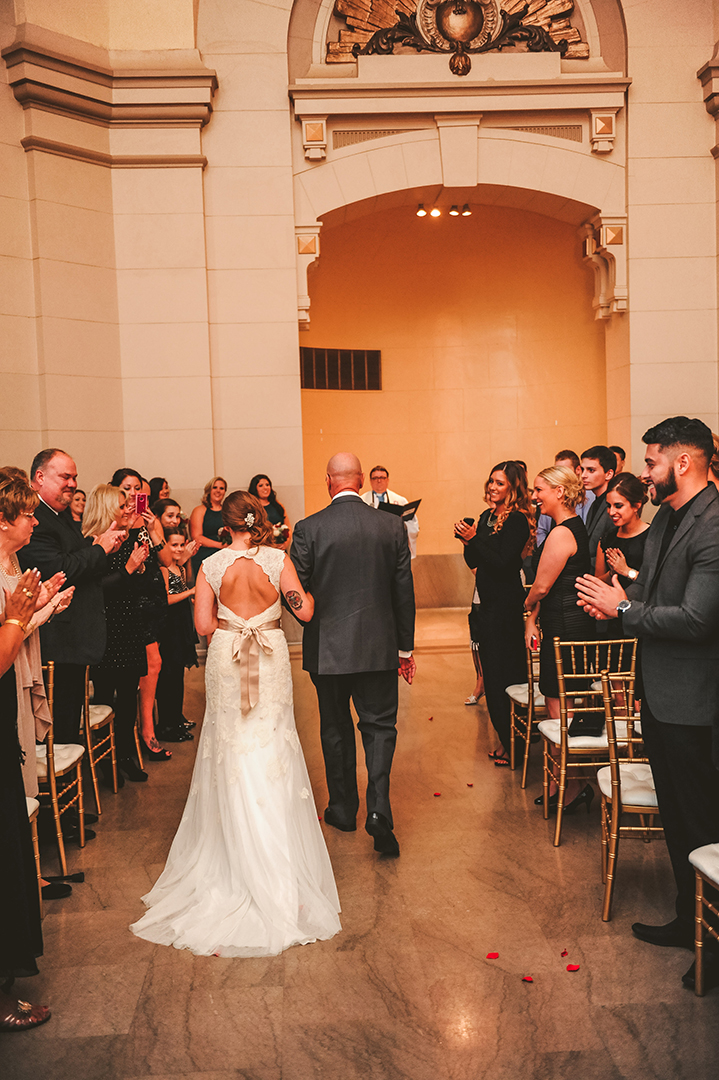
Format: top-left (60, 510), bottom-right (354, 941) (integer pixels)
top-left (616, 599), bottom-right (632, 615)
top-left (626, 568), bottom-right (639, 581)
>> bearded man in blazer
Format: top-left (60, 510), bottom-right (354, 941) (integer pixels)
top-left (577, 417), bottom-right (719, 993)
top-left (291, 452), bottom-right (416, 857)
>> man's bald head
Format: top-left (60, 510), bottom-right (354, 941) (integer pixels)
top-left (326, 452), bottom-right (364, 497)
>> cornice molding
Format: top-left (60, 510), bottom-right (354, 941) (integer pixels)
top-left (2, 25), bottom-right (217, 130)
top-left (698, 54), bottom-right (719, 117)
top-left (20, 135), bottom-right (207, 169)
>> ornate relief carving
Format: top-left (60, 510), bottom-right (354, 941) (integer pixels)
top-left (582, 217), bottom-right (627, 321)
top-left (327, 0), bottom-right (589, 66)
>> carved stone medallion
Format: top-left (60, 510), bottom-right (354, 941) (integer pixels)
top-left (416, 0), bottom-right (501, 54)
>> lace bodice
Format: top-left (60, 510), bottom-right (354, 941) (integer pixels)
top-left (202, 545), bottom-right (285, 627)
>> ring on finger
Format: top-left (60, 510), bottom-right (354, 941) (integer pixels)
top-left (22, 587), bottom-right (34, 597)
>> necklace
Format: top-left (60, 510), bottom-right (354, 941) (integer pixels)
top-left (0, 554), bottom-right (19, 578)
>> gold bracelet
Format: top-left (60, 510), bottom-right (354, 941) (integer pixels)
top-left (4, 618), bottom-right (27, 633)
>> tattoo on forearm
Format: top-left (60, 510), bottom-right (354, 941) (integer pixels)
top-left (286, 591), bottom-right (303, 610)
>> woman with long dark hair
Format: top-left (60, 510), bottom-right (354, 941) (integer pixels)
top-left (249, 474), bottom-right (290, 548)
top-left (454, 461), bottom-right (536, 765)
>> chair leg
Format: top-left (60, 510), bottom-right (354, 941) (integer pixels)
top-left (51, 798), bottom-right (68, 877)
top-left (521, 712), bottom-right (531, 789)
top-left (510, 707), bottom-right (516, 771)
top-left (600, 796), bottom-right (608, 884)
top-left (542, 740), bottom-right (550, 820)
top-left (86, 728), bottom-right (102, 816)
top-left (602, 808), bottom-right (620, 922)
top-left (695, 872), bottom-right (705, 996)
top-left (110, 720), bottom-right (118, 794)
top-left (134, 717), bottom-right (144, 769)
top-left (31, 816), bottom-right (42, 919)
top-left (77, 764), bottom-right (85, 848)
top-left (553, 759), bottom-right (567, 848)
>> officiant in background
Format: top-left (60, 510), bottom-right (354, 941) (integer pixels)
top-left (361, 465), bottom-right (419, 558)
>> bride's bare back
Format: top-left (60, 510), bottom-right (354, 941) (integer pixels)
top-left (218, 551), bottom-right (279, 620)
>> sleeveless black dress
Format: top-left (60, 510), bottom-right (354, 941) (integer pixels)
top-left (535, 515), bottom-right (595, 698)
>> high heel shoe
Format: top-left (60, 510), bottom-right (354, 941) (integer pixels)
top-left (564, 783), bottom-right (594, 815)
top-left (140, 737), bottom-right (172, 761)
top-left (118, 757), bottom-right (148, 782)
top-left (535, 790), bottom-right (559, 808)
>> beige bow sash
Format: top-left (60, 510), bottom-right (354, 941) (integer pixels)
top-left (218, 618), bottom-right (280, 715)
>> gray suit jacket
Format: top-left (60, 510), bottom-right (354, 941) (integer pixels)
top-left (623, 484), bottom-right (719, 757)
top-left (291, 494), bottom-right (415, 675)
top-left (585, 493), bottom-right (613, 571)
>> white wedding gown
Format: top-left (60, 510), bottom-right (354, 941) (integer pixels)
top-left (130, 545), bottom-right (341, 957)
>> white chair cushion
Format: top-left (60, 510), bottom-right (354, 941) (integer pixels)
top-left (88, 704), bottom-right (113, 728)
top-left (36, 742), bottom-right (85, 779)
top-left (538, 717), bottom-right (608, 750)
top-left (689, 843), bottom-right (719, 886)
top-left (597, 763), bottom-right (658, 808)
top-left (26, 796), bottom-right (39, 818)
top-left (505, 683), bottom-right (546, 707)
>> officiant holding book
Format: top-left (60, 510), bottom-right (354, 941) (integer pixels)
top-left (361, 465), bottom-right (419, 558)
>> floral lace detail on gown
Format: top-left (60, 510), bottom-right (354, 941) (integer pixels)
top-left (130, 544), bottom-right (341, 958)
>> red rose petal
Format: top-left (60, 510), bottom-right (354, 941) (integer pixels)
top-left (566, 964), bottom-right (580, 972)
top-left (561, 949), bottom-right (568, 957)
top-left (486, 952), bottom-right (499, 960)
top-left (467, 783), bottom-right (474, 787)
top-left (522, 976), bottom-right (533, 983)
top-left (433, 792), bottom-right (441, 797)
top-left (428, 716), bottom-right (434, 721)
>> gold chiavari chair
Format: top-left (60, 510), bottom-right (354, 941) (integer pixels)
top-left (83, 666), bottom-right (117, 814)
top-left (507, 635), bottom-right (546, 786)
top-left (37, 661), bottom-right (86, 875)
top-left (538, 637), bottom-right (638, 847)
top-left (597, 671), bottom-right (662, 921)
top-left (688, 844), bottom-right (719, 996)
top-left (26, 796), bottom-right (42, 917)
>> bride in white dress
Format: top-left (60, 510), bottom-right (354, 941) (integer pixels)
top-left (131, 491), bottom-right (341, 957)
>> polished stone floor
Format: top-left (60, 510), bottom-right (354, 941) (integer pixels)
top-left (2, 610), bottom-right (717, 1079)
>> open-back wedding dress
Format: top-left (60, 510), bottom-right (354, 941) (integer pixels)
top-left (130, 545), bottom-right (341, 957)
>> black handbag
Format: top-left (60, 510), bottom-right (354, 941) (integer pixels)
top-left (568, 712), bottom-right (605, 738)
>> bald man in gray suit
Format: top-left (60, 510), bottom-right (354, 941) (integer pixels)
top-left (291, 453), bottom-right (416, 857)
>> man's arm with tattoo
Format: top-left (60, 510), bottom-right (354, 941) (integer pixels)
top-left (286, 590), bottom-right (303, 611)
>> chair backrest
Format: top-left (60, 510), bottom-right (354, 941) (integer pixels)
top-left (40, 661), bottom-right (57, 782)
top-left (42, 659), bottom-right (54, 721)
top-left (553, 637), bottom-right (638, 744)
top-left (600, 670), bottom-right (646, 784)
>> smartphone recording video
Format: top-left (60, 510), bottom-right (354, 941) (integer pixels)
top-left (135, 493), bottom-right (148, 516)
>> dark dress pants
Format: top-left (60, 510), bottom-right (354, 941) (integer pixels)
top-left (51, 663), bottom-right (86, 744)
top-left (476, 602), bottom-right (526, 757)
top-left (641, 704), bottom-right (719, 932)
top-left (310, 669), bottom-right (399, 828)
top-left (91, 666), bottom-right (143, 760)
top-left (156, 657), bottom-right (185, 729)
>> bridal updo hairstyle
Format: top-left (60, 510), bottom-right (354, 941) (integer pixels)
top-left (537, 464), bottom-right (585, 509)
top-left (0, 468), bottom-right (39, 523)
top-left (222, 491), bottom-right (273, 546)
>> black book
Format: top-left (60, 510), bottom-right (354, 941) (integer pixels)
top-left (378, 498), bottom-right (421, 521)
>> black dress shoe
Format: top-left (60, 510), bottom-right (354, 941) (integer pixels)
top-left (682, 950), bottom-right (719, 992)
top-left (118, 758), bottom-right (148, 782)
top-left (535, 790), bottom-right (559, 807)
top-left (156, 727), bottom-right (193, 742)
top-left (62, 827), bottom-right (96, 844)
top-left (631, 917), bottom-right (694, 950)
top-left (323, 808), bottom-right (357, 832)
top-left (66, 810), bottom-right (98, 826)
top-left (41, 882), bottom-right (72, 900)
top-left (365, 812), bottom-right (399, 857)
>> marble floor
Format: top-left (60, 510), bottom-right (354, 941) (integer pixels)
top-left (2, 610), bottom-right (717, 1079)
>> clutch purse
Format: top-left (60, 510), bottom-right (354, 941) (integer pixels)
top-left (568, 712), bottom-right (605, 738)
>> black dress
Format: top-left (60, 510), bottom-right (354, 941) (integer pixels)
top-left (191, 507), bottom-right (225, 578)
top-left (463, 510), bottom-right (530, 755)
top-left (599, 526), bottom-right (649, 639)
top-left (0, 667), bottom-right (43, 980)
top-left (535, 515), bottom-right (595, 698)
top-left (156, 569), bottom-right (198, 731)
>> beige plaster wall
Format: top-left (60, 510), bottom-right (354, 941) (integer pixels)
top-left (13, 0), bottom-right (195, 51)
top-left (623, 0), bottom-right (719, 461)
top-left (197, 0), bottom-right (306, 529)
top-left (301, 202), bottom-right (606, 555)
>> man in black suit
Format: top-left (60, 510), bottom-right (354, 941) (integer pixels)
top-left (580, 444), bottom-right (617, 571)
top-left (20, 449), bottom-right (123, 747)
top-left (291, 452), bottom-right (416, 857)
top-left (577, 417), bottom-right (719, 992)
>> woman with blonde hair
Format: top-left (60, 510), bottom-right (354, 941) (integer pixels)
top-left (132, 490), bottom-right (341, 957)
top-left (524, 465), bottom-right (595, 811)
top-left (454, 461), bottom-right (536, 765)
top-left (189, 476), bottom-right (227, 578)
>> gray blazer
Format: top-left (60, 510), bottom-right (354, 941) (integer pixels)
top-left (623, 484), bottom-right (719, 755)
top-left (291, 494), bottom-right (415, 675)
top-left (585, 494), bottom-right (613, 571)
